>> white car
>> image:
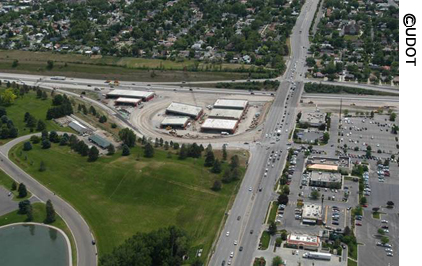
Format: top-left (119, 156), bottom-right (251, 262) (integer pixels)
top-left (230, 251), bottom-right (234, 258)
top-left (381, 220), bottom-right (389, 224)
top-left (234, 240), bottom-right (238, 245)
top-left (386, 253), bottom-right (393, 257)
top-left (226, 231), bottom-right (230, 237)
top-left (385, 248), bottom-right (393, 252)
top-left (249, 187), bottom-right (252, 192)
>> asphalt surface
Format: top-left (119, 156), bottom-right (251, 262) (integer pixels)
top-left (0, 134), bottom-right (97, 266)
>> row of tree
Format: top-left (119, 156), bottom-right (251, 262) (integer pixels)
top-left (18, 199), bottom-right (56, 224)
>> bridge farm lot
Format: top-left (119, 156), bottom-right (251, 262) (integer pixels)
top-left (9, 141), bottom-right (245, 259)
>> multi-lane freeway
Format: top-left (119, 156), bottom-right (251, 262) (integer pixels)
top-left (209, 0), bottom-right (321, 265)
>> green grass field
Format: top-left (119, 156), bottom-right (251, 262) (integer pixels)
top-left (347, 258), bottom-right (358, 266)
top-left (9, 142), bottom-right (244, 260)
top-left (0, 89), bottom-right (72, 145)
top-left (0, 202), bottom-right (77, 266)
top-left (259, 231), bottom-right (271, 250)
top-left (0, 50), bottom-right (262, 82)
top-left (267, 201), bottom-right (278, 224)
top-left (0, 169), bottom-right (32, 201)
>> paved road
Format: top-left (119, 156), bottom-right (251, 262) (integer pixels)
top-left (209, 0), bottom-right (321, 265)
top-left (0, 134), bottom-right (97, 266)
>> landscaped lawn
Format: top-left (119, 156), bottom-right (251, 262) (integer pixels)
top-left (347, 258), bottom-right (358, 266)
top-left (0, 89), bottom-right (72, 145)
top-left (9, 142), bottom-right (244, 260)
top-left (267, 201), bottom-right (278, 224)
top-left (0, 169), bottom-right (32, 201)
top-left (259, 231), bottom-right (271, 250)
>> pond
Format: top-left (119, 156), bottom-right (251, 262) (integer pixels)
top-left (0, 223), bottom-right (70, 266)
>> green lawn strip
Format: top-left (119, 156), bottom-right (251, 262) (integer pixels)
top-left (0, 202), bottom-right (77, 266)
top-left (348, 241), bottom-right (358, 260)
top-left (9, 142), bottom-right (242, 262)
top-left (0, 89), bottom-right (72, 145)
top-left (259, 231), bottom-right (271, 250)
top-left (372, 212), bottom-right (381, 219)
top-left (0, 169), bottom-right (32, 201)
top-left (347, 258), bottom-right (358, 266)
top-left (267, 201), bottom-right (278, 224)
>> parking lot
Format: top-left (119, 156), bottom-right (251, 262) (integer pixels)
top-left (357, 211), bottom-right (399, 266)
top-left (339, 114), bottom-right (399, 157)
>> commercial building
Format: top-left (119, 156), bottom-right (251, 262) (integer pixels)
top-left (114, 97), bottom-right (143, 107)
top-left (166, 102), bottom-right (203, 119)
top-left (106, 89), bottom-right (155, 101)
top-left (69, 120), bottom-right (89, 135)
top-left (302, 203), bottom-right (323, 225)
top-left (286, 234), bottom-right (321, 251)
top-left (299, 111), bottom-right (326, 127)
top-left (160, 117), bottom-right (189, 129)
top-left (213, 99), bottom-right (248, 110)
top-left (88, 134), bottom-right (111, 149)
top-left (306, 156), bottom-right (351, 172)
top-left (209, 108), bottom-right (244, 120)
top-left (309, 171), bottom-right (342, 189)
top-left (201, 119), bottom-right (239, 134)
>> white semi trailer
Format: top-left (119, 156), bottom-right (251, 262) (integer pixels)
top-left (303, 252), bottom-right (332, 260)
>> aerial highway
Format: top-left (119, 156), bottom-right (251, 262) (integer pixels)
top-left (209, 0), bottom-right (321, 265)
top-left (0, 134), bottom-right (97, 266)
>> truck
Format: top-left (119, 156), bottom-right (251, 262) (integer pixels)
top-left (51, 76), bottom-right (66, 80)
top-left (302, 252), bottom-right (331, 261)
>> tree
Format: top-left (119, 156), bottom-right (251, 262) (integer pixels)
top-left (0, 89), bottom-right (17, 105)
top-left (23, 141), bottom-right (32, 151)
top-left (119, 128), bottom-right (136, 147)
top-left (99, 115), bottom-right (107, 123)
top-left (389, 112), bottom-right (396, 122)
top-left (230, 155), bottom-right (240, 170)
top-left (280, 230), bottom-right (288, 241)
top-left (99, 226), bottom-right (189, 266)
top-left (278, 194), bottom-right (289, 205)
top-left (88, 146), bottom-right (100, 162)
top-left (310, 190), bottom-right (320, 200)
top-left (231, 168), bottom-right (241, 181)
top-left (49, 131), bottom-right (59, 143)
top-left (144, 143), bottom-right (154, 158)
top-left (107, 144), bottom-right (115, 155)
top-left (0, 107), bottom-right (6, 117)
top-left (381, 236), bottom-right (389, 245)
top-left (272, 256), bottom-right (283, 266)
top-left (37, 120), bottom-right (46, 131)
top-left (360, 196), bottom-right (367, 205)
top-left (39, 160), bottom-right (46, 172)
top-left (211, 159), bottom-right (222, 174)
top-left (282, 185), bottom-right (290, 195)
top-left (378, 228), bottom-right (385, 235)
top-left (18, 183), bottom-right (28, 198)
top-left (212, 180), bottom-right (222, 191)
top-left (45, 199), bottom-right (56, 224)
top-left (204, 150), bottom-right (215, 167)
top-left (18, 199), bottom-right (30, 214)
top-left (323, 132), bottom-right (330, 143)
top-left (11, 181), bottom-right (17, 191)
top-left (41, 139), bottom-right (51, 149)
top-left (164, 141), bottom-right (169, 150)
top-left (222, 144), bottom-right (228, 161)
top-left (269, 221), bottom-right (277, 236)
top-left (122, 144), bottom-right (131, 156)
top-left (12, 60), bottom-right (19, 68)
top-left (47, 60), bottom-right (54, 70)
top-left (178, 144), bottom-right (188, 159)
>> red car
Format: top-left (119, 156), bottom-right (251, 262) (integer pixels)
top-left (362, 204), bottom-right (368, 208)
top-left (355, 222), bottom-right (362, 226)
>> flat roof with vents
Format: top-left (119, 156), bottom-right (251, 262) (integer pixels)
top-left (302, 203), bottom-right (322, 221)
top-left (166, 102), bottom-right (203, 118)
top-left (201, 119), bottom-right (238, 133)
top-left (209, 109), bottom-right (244, 120)
top-left (287, 233), bottom-right (320, 247)
top-left (106, 89), bottom-right (155, 100)
top-left (161, 117), bottom-right (189, 127)
top-left (213, 99), bottom-right (248, 110)
top-left (115, 97), bottom-right (142, 105)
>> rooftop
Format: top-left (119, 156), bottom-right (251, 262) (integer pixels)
top-left (201, 119), bottom-right (238, 130)
top-left (299, 111), bottom-right (326, 126)
top-left (302, 203), bottom-right (322, 220)
top-left (88, 134), bottom-right (111, 148)
top-left (209, 108), bottom-right (244, 120)
top-left (213, 99), bottom-right (248, 109)
top-left (166, 102), bottom-right (203, 117)
top-left (309, 171), bottom-right (342, 183)
top-left (161, 116), bottom-right (189, 125)
top-left (287, 234), bottom-right (320, 246)
top-left (106, 89), bottom-right (155, 99)
top-left (115, 97), bottom-right (142, 103)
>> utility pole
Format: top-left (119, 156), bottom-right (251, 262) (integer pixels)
top-left (339, 98), bottom-right (343, 123)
